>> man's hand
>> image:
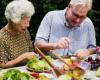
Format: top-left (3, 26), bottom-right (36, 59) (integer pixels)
top-left (54, 37), bottom-right (70, 49)
top-left (75, 49), bottom-right (90, 59)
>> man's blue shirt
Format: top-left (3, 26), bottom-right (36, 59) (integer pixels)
top-left (35, 9), bottom-right (96, 56)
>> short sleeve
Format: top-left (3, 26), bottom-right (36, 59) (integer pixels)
top-left (35, 11), bottom-right (53, 43)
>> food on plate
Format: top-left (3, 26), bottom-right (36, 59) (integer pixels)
top-left (72, 67), bottom-right (85, 80)
top-left (96, 67), bottom-right (100, 77)
top-left (70, 56), bottom-right (77, 61)
top-left (95, 58), bottom-right (100, 64)
top-left (64, 58), bottom-right (72, 65)
top-left (57, 74), bottom-right (72, 80)
top-left (30, 72), bottom-right (39, 78)
top-left (38, 75), bottom-right (49, 80)
top-left (87, 56), bottom-right (93, 62)
top-left (63, 65), bottom-right (70, 71)
top-left (57, 66), bottom-right (85, 80)
top-left (26, 56), bottom-right (51, 72)
top-left (0, 76), bottom-right (3, 80)
top-left (63, 57), bottom-right (80, 70)
top-left (0, 69), bottom-right (36, 80)
top-left (85, 56), bottom-right (100, 70)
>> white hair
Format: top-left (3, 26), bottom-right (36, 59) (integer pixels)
top-left (69, 0), bottom-right (92, 10)
top-left (5, 0), bottom-right (35, 23)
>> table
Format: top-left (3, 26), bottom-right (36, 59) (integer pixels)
top-left (0, 66), bottom-right (100, 80)
top-left (0, 66), bottom-right (57, 80)
top-left (83, 70), bottom-right (100, 80)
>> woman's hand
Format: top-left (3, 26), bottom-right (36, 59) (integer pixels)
top-left (0, 52), bottom-right (36, 68)
top-left (21, 52), bottom-right (36, 60)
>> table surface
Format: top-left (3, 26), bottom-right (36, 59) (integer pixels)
top-left (0, 54), bottom-right (100, 80)
top-left (0, 66), bottom-right (100, 80)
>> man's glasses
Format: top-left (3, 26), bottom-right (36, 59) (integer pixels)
top-left (71, 10), bottom-right (86, 20)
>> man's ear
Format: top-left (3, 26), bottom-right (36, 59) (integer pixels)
top-left (67, 4), bottom-right (71, 10)
top-left (68, 4), bottom-right (72, 9)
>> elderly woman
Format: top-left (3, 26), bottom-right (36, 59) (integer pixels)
top-left (0, 0), bottom-right (35, 68)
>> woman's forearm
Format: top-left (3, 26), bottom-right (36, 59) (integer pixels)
top-left (0, 54), bottom-right (25, 68)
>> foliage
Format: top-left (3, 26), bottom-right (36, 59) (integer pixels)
top-left (0, 0), bottom-right (100, 45)
top-left (92, 0), bottom-right (100, 45)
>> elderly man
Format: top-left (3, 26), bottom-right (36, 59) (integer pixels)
top-left (34, 0), bottom-right (96, 58)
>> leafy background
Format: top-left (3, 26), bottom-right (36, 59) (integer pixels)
top-left (0, 0), bottom-right (100, 45)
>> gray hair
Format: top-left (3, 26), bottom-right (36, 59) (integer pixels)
top-left (5, 0), bottom-right (35, 23)
top-left (69, 0), bottom-right (92, 11)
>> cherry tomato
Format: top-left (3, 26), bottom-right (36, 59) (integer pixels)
top-left (30, 73), bottom-right (39, 78)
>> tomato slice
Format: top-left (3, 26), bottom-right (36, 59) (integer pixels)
top-left (30, 73), bottom-right (39, 78)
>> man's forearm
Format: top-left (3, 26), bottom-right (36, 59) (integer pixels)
top-left (87, 48), bottom-right (96, 55)
top-left (34, 41), bottom-right (56, 51)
